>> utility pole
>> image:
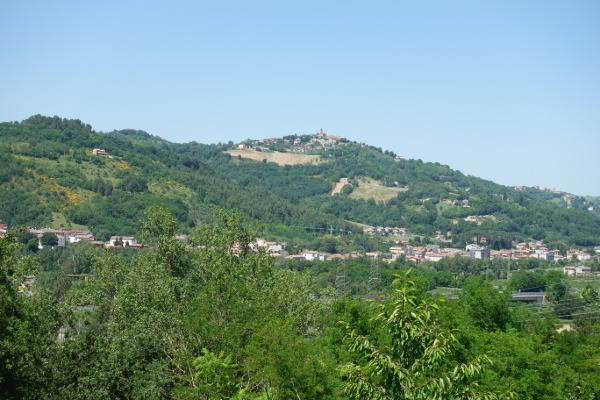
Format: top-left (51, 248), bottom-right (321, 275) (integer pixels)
top-left (335, 257), bottom-right (349, 297)
top-left (368, 255), bottom-right (381, 295)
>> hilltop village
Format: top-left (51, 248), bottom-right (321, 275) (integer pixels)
top-left (238, 129), bottom-right (348, 152)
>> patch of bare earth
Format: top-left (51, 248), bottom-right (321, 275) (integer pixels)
top-left (225, 149), bottom-right (321, 166)
top-left (331, 178), bottom-right (349, 195)
top-left (557, 324), bottom-right (573, 333)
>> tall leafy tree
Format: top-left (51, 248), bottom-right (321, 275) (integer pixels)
top-left (341, 271), bottom-right (502, 400)
top-left (462, 276), bottom-right (511, 331)
top-left (0, 234), bottom-right (59, 400)
top-left (41, 232), bottom-right (59, 247)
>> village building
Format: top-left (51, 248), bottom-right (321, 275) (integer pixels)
top-left (469, 248), bottom-right (491, 259)
top-left (299, 250), bottom-right (326, 261)
top-left (109, 236), bottom-right (137, 247)
top-left (424, 252), bottom-right (444, 262)
top-left (563, 265), bottom-right (591, 276)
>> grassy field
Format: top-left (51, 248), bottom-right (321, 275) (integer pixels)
top-left (343, 220), bottom-right (373, 230)
top-left (431, 287), bottom-right (463, 299)
top-left (567, 275), bottom-right (600, 292)
top-left (51, 212), bottom-right (88, 230)
top-left (437, 200), bottom-right (457, 214)
top-left (34, 155), bottom-right (123, 186)
top-left (148, 179), bottom-right (196, 206)
top-left (349, 177), bottom-right (407, 202)
top-left (225, 149), bottom-right (322, 166)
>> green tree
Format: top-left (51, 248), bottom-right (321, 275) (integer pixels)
top-left (141, 204), bottom-right (188, 277)
top-left (581, 284), bottom-right (599, 304)
top-left (341, 271), bottom-right (500, 400)
top-left (169, 210), bottom-right (339, 399)
top-left (41, 232), bottom-right (58, 247)
top-left (472, 328), bottom-right (573, 399)
top-left (192, 348), bottom-right (241, 399)
top-left (508, 270), bottom-right (547, 292)
top-left (119, 175), bottom-right (148, 193)
top-left (17, 230), bottom-right (39, 253)
top-left (462, 276), bottom-right (511, 331)
top-left (56, 209), bottom-right (183, 399)
top-left (0, 233), bottom-right (59, 399)
top-left (0, 234), bottom-right (21, 396)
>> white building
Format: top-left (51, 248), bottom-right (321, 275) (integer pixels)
top-left (563, 266), bottom-right (591, 276)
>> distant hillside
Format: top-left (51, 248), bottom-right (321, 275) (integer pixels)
top-left (1, 115), bottom-right (600, 251)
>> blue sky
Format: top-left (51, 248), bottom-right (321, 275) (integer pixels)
top-left (2, 1), bottom-right (599, 195)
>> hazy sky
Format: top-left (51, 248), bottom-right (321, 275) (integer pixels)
top-left (2, 1), bottom-right (599, 196)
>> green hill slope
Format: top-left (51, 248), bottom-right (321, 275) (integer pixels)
top-left (0, 116), bottom-right (350, 242)
top-left (1, 115), bottom-right (600, 250)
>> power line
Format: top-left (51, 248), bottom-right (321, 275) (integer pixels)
top-left (515, 307), bottom-right (600, 322)
top-left (514, 304), bottom-right (595, 319)
top-left (511, 299), bottom-right (595, 314)
top-left (286, 225), bottom-right (355, 235)
top-left (514, 310), bottom-right (600, 324)
top-left (512, 298), bottom-right (591, 309)
top-left (508, 282), bottom-right (569, 292)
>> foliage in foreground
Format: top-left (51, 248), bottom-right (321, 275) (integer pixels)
top-left (341, 272), bottom-right (504, 400)
top-left (1, 206), bottom-right (600, 399)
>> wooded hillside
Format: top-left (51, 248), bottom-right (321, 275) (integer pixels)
top-left (1, 115), bottom-right (599, 252)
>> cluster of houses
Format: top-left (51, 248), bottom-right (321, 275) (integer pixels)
top-left (275, 237), bottom-right (599, 278)
top-left (391, 240), bottom-right (598, 265)
top-left (0, 224), bottom-right (142, 250)
top-left (363, 226), bottom-right (409, 236)
top-left (237, 130), bottom-right (346, 153)
top-left (248, 238), bottom-right (288, 256)
top-left (287, 131), bottom-right (345, 153)
top-left (515, 185), bottom-right (562, 194)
